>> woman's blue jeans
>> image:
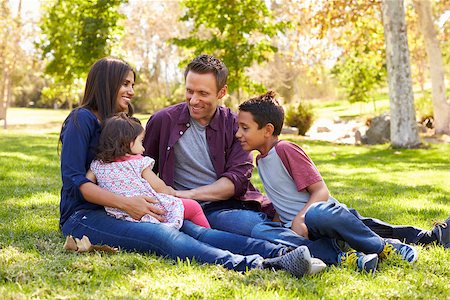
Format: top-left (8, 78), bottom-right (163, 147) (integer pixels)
top-left (61, 209), bottom-right (291, 272)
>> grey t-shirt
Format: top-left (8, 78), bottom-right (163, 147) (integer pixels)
top-left (172, 118), bottom-right (217, 191)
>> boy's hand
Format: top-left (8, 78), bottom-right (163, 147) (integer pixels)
top-left (291, 217), bottom-right (309, 239)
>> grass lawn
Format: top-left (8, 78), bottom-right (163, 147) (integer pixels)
top-left (1, 108), bottom-right (449, 299)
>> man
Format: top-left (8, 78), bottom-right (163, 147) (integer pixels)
top-left (143, 55), bottom-right (449, 261)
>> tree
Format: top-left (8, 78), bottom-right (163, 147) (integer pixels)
top-left (382, 0), bottom-right (420, 148)
top-left (121, 0), bottom-right (186, 113)
top-left (307, 0), bottom-right (387, 107)
top-left (39, 0), bottom-right (126, 109)
top-left (413, 0), bottom-right (450, 135)
top-left (0, 0), bottom-right (22, 128)
top-left (173, 0), bottom-right (285, 98)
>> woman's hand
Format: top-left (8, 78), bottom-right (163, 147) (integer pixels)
top-left (120, 195), bottom-right (166, 221)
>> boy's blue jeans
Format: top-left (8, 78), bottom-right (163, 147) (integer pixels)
top-left (205, 198), bottom-right (435, 263)
top-left (305, 198), bottom-right (435, 252)
top-left (62, 209), bottom-right (293, 272)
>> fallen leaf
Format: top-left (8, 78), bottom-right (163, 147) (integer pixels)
top-left (63, 236), bottom-right (78, 251)
top-left (75, 235), bottom-right (93, 252)
top-left (92, 244), bottom-right (119, 253)
top-left (63, 235), bottom-right (119, 253)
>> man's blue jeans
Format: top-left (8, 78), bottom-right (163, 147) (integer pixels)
top-left (62, 209), bottom-right (293, 272)
top-left (204, 204), bottom-right (342, 265)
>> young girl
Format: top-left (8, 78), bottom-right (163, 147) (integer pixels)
top-left (86, 112), bottom-right (210, 229)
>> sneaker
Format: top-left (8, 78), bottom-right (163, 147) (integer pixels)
top-left (310, 258), bottom-right (327, 275)
top-left (338, 251), bottom-right (378, 273)
top-left (381, 238), bottom-right (418, 263)
top-left (432, 217), bottom-right (450, 249)
top-left (262, 245), bottom-right (312, 277)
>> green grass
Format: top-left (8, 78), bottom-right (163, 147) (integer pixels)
top-left (1, 109), bottom-right (450, 299)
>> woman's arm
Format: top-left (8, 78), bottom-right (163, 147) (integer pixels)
top-left (79, 181), bottom-right (165, 221)
top-left (84, 168), bottom-right (164, 220)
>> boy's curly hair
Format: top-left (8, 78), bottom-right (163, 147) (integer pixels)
top-left (239, 91), bottom-right (284, 136)
top-left (96, 112), bottom-right (143, 163)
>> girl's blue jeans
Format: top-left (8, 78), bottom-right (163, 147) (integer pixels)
top-left (61, 209), bottom-right (291, 272)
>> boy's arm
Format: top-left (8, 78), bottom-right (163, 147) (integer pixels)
top-left (142, 167), bottom-right (176, 196)
top-left (291, 180), bottom-right (330, 238)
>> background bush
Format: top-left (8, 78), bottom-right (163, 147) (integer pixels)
top-left (285, 101), bottom-right (315, 135)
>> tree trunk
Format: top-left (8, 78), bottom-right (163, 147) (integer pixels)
top-left (382, 0), bottom-right (420, 148)
top-left (413, 0), bottom-right (450, 135)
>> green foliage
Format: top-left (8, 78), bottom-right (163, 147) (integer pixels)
top-left (1, 113), bottom-right (450, 298)
top-left (173, 0), bottom-right (286, 95)
top-left (285, 101), bottom-right (315, 135)
top-left (331, 19), bottom-right (387, 104)
top-left (38, 0), bottom-right (126, 107)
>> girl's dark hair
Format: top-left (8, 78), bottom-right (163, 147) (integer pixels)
top-left (96, 112), bottom-right (143, 163)
top-left (80, 57), bottom-right (135, 122)
top-left (238, 91), bottom-right (284, 136)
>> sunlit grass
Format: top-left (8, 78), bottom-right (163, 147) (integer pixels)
top-left (0, 109), bottom-right (449, 299)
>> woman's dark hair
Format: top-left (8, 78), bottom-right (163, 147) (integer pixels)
top-left (95, 112), bottom-right (143, 163)
top-left (59, 57), bottom-right (135, 153)
top-left (80, 57), bottom-right (136, 122)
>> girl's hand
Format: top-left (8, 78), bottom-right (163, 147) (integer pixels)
top-left (121, 195), bottom-right (166, 221)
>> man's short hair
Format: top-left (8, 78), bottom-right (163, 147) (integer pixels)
top-left (239, 91), bottom-right (284, 136)
top-left (184, 54), bottom-right (229, 91)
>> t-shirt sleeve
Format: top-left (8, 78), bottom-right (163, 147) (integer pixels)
top-left (275, 141), bottom-right (323, 192)
top-left (89, 160), bottom-right (99, 176)
top-left (141, 156), bottom-right (155, 172)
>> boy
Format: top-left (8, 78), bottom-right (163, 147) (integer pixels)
top-left (236, 91), bottom-right (420, 271)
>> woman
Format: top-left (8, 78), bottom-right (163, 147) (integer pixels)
top-left (59, 57), bottom-right (323, 277)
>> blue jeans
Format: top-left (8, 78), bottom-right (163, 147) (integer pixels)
top-left (306, 198), bottom-right (436, 248)
top-left (61, 209), bottom-right (291, 272)
top-left (346, 206), bottom-right (435, 244)
top-left (203, 202), bottom-right (342, 265)
top-left (305, 200), bottom-right (385, 254)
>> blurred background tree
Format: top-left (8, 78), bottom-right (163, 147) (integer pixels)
top-left (38, 0), bottom-right (126, 109)
top-left (2, 0), bottom-right (449, 142)
top-left (173, 0), bottom-right (286, 104)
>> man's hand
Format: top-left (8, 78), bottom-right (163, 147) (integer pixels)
top-left (120, 195), bottom-right (166, 221)
top-left (291, 216), bottom-right (309, 239)
top-left (173, 189), bottom-right (195, 200)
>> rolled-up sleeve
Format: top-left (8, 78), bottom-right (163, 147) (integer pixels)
top-left (221, 136), bottom-right (254, 198)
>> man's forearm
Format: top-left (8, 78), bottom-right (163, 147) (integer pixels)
top-left (175, 177), bottom-right (235, 201)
